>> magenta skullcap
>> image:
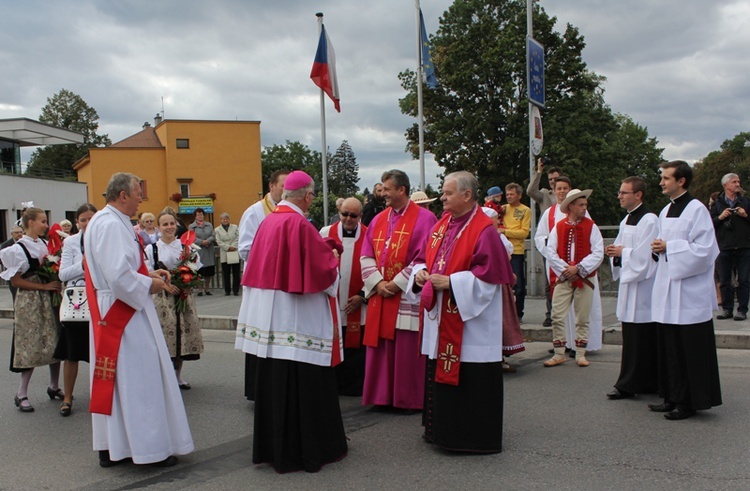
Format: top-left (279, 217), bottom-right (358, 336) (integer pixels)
top-left (283, 170), bottom-right (313, 191)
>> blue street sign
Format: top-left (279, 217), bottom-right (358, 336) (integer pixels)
top-left (527, 36), bottom-right (545, 108)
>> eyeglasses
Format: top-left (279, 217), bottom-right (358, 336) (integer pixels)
top-left (617, 191), bottom-right (634, 196)
top-left (340, 212), bottom-right (360, 219)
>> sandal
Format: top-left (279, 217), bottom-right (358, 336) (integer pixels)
top-left (60, 402), bottom-right (72, 417)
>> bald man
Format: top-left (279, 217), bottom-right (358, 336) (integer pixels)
top-left (320, 197), bottom-right (368, 395)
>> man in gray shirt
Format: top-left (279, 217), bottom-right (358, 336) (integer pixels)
top-left (526, 157), bottom-right (561, 213)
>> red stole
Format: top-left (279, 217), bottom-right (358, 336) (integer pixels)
top-left (423, 210), bottom-right (493, 386)
top-left (363, 202), bottom-right (420, 347)
top-left (84, 257), bottom-right (149, 415)
top-left (550, 217), bottom-right (596, 290)
top-left (327, 223), bottom-right (367, 348)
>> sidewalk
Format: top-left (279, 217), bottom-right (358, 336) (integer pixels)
top-left (1, 286), bottom-right (748, 348)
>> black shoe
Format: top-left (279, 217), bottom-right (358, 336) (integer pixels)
top-left (151, 456), bottom-right (179, 467)
top-left (225, 292), bottom-right (231, 296)
top-left (205, 291), bottom-right (212, 296)
top-left (99, 450), bottom-right (124, 468)
top-left (648, 402), bottom-right (676, 413)
top-left (542, 317), bottom-right (552, 327)
top-left (607, 388), bottom-right (634, 400)
top-left (664, 407), bottom-right (696, 421)
top-left (47, 387), bottom-right (65, 400)
top-left (14, 395), bottom-right (34, 413)
top-left (396, 408), bottom-right (422, 415)
top-left (568, 350), bottom-right (576, 359)
top-left (548, 347), bottom-right (572, 354)
top-left (717, 309), bottom-right (733, 320)
top-left (734, 312), bottom-right (747, 321)
top-left (234, 292), bottom-right (239, 296)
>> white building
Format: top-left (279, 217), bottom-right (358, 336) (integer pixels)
top-left (0, 118), bottom-right (86, 240)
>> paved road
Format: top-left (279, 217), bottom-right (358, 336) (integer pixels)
top-left (1, 322), bottom-right (749, 490)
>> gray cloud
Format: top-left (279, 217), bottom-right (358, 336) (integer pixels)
top-left (2, 0), bottom-right (747, 193)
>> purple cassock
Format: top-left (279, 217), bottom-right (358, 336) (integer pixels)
top-left (360, 202), bottom-right (437, 410)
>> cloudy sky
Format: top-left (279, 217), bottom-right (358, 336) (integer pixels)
top-left (2, 0), bottom-right (748, 190)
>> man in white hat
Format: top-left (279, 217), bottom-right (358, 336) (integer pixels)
top-left (411, 191), bottom-right (437, 210)
top-left (534, 177), bottom-right (604, 347)
top-left (544, 188), bottom-right (604, 367)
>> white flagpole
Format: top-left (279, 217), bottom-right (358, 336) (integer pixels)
top-left (527, 0), bottom-right (537, 295)
top-left (415, 0), bottom-right (426, 191)
top-left (316, 13), bottom-right (329, 223)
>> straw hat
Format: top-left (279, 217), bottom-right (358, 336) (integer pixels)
top-left (560, 189), bottom-right (592, 213)
top-left (411, 191), bottom-right (437, 204)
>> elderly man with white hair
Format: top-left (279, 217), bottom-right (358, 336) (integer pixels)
top-left (410, 171), bottom-right (514, 453)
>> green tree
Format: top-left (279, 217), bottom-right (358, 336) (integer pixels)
top-left (399, 0), bottom-right (664, 225)
top-left (261, 140), bottom-right (324, 193)
top-left (27, 89), bottom-right (111, 178)
top-left (692, 132), bottom-right (750, 203)
top-left (261, 140), bottom-right (337, 224)
top-left (328, 140), bottom-right (360, 197)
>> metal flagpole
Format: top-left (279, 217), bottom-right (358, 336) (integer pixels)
top-left (316, 12), bottom-right (330, 223)
top-left (415, 0), bottom-right (426, 191)
top-left (527, 0), bottom-right (538, 295)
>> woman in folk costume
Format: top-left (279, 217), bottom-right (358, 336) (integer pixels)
top-left (145, 211), bottom-right (204, 390)
top-left (0, 207), bottom-right (63, 412)
top-left (482, 207), bottom-right (525, 373)
top-left (56, 203), bottom-right (97, 416)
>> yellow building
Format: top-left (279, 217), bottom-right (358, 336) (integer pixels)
top-left (74, 118), bottom-right (263, 225)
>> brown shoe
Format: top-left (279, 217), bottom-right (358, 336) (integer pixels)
top-left (501, 362), bottom-right (516, 373)
top-left (543, 355), bottom-right (567, 367)
top-left (576, 356), bottom-right (589, 367)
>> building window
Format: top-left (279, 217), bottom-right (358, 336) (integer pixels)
top-left (180, 183), bottom-right (190, 197)
top-left (140, 180), bottom-right (148, 200)
top-left (176, 138), bottom-right (190, 149)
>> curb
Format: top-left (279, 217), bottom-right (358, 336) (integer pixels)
top-left (3, 308), bottom-right (749, 349)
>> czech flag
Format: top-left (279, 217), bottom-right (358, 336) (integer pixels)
top-left (310, 24), bottom-right (341, 112)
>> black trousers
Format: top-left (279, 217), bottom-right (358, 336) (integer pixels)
top-left (222, 261), bottom-right (240, 295)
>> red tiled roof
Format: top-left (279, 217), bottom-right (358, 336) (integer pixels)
top-left (111, 126), bottom-right (163, 148)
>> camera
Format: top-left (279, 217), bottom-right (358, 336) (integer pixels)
top-left (541, 156), bottom-right (553, 167)
top-left (729, 208), bottom-right (738, 214)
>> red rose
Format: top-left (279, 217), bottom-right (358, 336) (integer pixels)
top-left (181, 273), bottom-right (193, 283)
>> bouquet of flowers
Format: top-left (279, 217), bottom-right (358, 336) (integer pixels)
top-left (169, 230), bottom-right (203, 313)
top-left (36, 223), bottom-right (67, 306)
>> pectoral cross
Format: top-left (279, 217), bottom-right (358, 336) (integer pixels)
top-left (437, 256), bottom-right (446, 271)
top-left (391, 224), bottom-right (410, 256)
top-left (438, 343), bottom-right (459, 373)
top-left (94, 356), bottom-right (117, 382)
